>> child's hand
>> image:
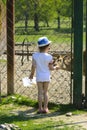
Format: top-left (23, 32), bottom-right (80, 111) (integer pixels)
top-left (54, 66), bottom-right (60, 70)
top-left (56, 66), bottom-right (59, 70)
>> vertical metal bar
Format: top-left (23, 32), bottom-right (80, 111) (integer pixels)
top-left (7, 0), bottom-right (14, 95)
top-left (0, 4), bottom-right (2, 101)
top-left (0, 4), bottom-right (1, 34)
top-left (0, 2), bottom-right (2, 102)
top-left (0, 71), bottom-right (1, 102)
top-left (85, 0), bottom-right (87, 99)
top-left (73, 0), bottom-right (83, 107)
top-left (70, 0), bottom-right (74, 104)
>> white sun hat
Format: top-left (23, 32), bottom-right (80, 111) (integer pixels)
top-left (38, 37), bottom-right (51, 47)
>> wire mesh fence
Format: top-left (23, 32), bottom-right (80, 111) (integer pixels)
top-left (0, 1), bottom-right (7, 96)
top-left (0, 0), bottom-right (73, 104)
top-left (0, 1), bottom-right (6, 55)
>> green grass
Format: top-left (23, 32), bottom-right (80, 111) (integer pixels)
top-left (0, 95), bottom-right (86, 130)
top-left (1, 94), bottom-right (87, 114)
top-left (0, 59), bottom-right (7, 63)
top-left (15, 18), bottom-right (72, 44)
top-left (15, 18), bottom-right (71, 28)
top-left (15, 19), bottom-right (86, 49)
top-left (15, 34), bottom-right (71, 43)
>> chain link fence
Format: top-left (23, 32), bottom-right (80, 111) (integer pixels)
top-left (0, 0), bottom-right (73, 104)
top-left (0, 1), bottom-right (7, 97)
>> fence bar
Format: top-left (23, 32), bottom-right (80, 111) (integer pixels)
top-left (73, 0), bottom-right (83, 107)
top-left (7, 0), bottom-right (15, 95)
top-left (0, 4), bottom-right (1, 100)
top-left (85, 0), bottom-right (87, 99)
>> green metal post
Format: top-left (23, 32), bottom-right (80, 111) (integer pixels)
top-left (85, 0), bottom-right (87, 99)
top-left (73, 0), bottom-right (83, 107)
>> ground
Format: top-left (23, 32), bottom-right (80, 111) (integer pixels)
top-left (10, 105), bottom-right (87, 130)
top-left (26, 109), bottom-right (87, 129)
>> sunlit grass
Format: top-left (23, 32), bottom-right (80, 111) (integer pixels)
top-left (0, 95), bottom-right (86, 130)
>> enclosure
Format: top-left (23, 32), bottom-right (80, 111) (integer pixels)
top-left (0, 0), bottom-right (87, 107)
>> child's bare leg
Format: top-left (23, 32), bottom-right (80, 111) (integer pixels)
top-left (43, 82), bottom-right (49, 111)
top-left (37, 82), bottom-right (43, 111)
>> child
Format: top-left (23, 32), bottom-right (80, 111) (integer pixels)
top-left (29, 37), bottom-right (59, 113)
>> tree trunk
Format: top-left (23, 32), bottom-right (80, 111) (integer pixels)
top-left (34, 2), bottom-right (39, 31)
top-left (45, 19), bottom-right (49, 27)
top-left (58, 16), bottom-right (60, 29)
top-left (25, 13), bottom-right (28, 32)
top-left (34, 13), bottom-right (39, 31)
top-left (57, 10), bottom-right (60, 30)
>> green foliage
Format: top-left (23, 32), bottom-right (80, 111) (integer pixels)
top-left (54, 0), bottom-right (72, 17)
top-left (1, 94), bottom-right (38, 107)
top-left (2, 0), bottom-right (6, 4)
top-left (15, 0), bottom-right (72, 31)
top-left (0, 59), bottom-right (7, 63)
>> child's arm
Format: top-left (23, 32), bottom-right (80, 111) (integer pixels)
top-left (29, 59), bottom-right (36, 79)
top-left (29, 65), bottom-right (35, 79)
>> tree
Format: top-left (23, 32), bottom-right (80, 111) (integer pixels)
top-left (15, 0), bottom-right (34, 32)
top-left (39, 0), bottom-right (54, 27)
top-left (33, 0), bottom-right (39, 31)
top-left (54, 0), bottom-right (72, 29)
top-left (15, 0), bottom-right (28, 31)
top-left (15, 0), bottom-right (40, 31)
top-left (2, 0), bottom-right (6, 4)
top-left (15, 0), bottom-right (72, 31)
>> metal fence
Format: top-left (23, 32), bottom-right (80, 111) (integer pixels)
top-left (0, 0), bottom-right (79, 105)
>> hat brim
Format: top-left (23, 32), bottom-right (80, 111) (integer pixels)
top-left (38, 41), bottom-right (51, 47)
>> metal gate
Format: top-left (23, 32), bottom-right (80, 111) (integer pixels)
top-left (0, 0), bottom-right (75, 104)
top-left (14, 0), bottom-right (73, 104)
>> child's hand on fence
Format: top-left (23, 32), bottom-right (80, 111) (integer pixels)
top-left (49, 62), bottom-right (60, 70)
top-left (54, 65), bottom-right (60, 70)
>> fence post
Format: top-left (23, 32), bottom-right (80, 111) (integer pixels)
top-left (73, 0), bottom-right (83, 107)
top-left (0, 4), bottom-right (1, 101)
top-left (85, 0), bottom-right (87, 99)
top-left (7, 0), bottom-right (15, 95)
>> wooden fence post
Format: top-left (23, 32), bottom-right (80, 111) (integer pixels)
top-left (7, 0), bottom-right (15, 95)
top-left (73, 0), bottom-right (83, 108)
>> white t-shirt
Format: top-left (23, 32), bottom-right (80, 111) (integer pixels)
top-left (32, 52), bottom-right (53, 82)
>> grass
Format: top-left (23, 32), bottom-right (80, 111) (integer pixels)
top-left (14, 18), bottom-right (86, 53)
top-left (15, 19), bottom-right (86, 47)
top-left (15, 34), bottom-right (71, 44)
top-left (0, 94), bottom-right (86, 130)
top-left (15, 18), bottom-right (72, 44)
top-left (0, 59), bottom-right (7, 63)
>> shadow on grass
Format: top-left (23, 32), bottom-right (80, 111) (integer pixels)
top-left (0, 95), bottom-right (86, 124)
top-left (0, 108), bottom-right (87, 130)
top-left (0, 103), bottom-right (78, 124)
